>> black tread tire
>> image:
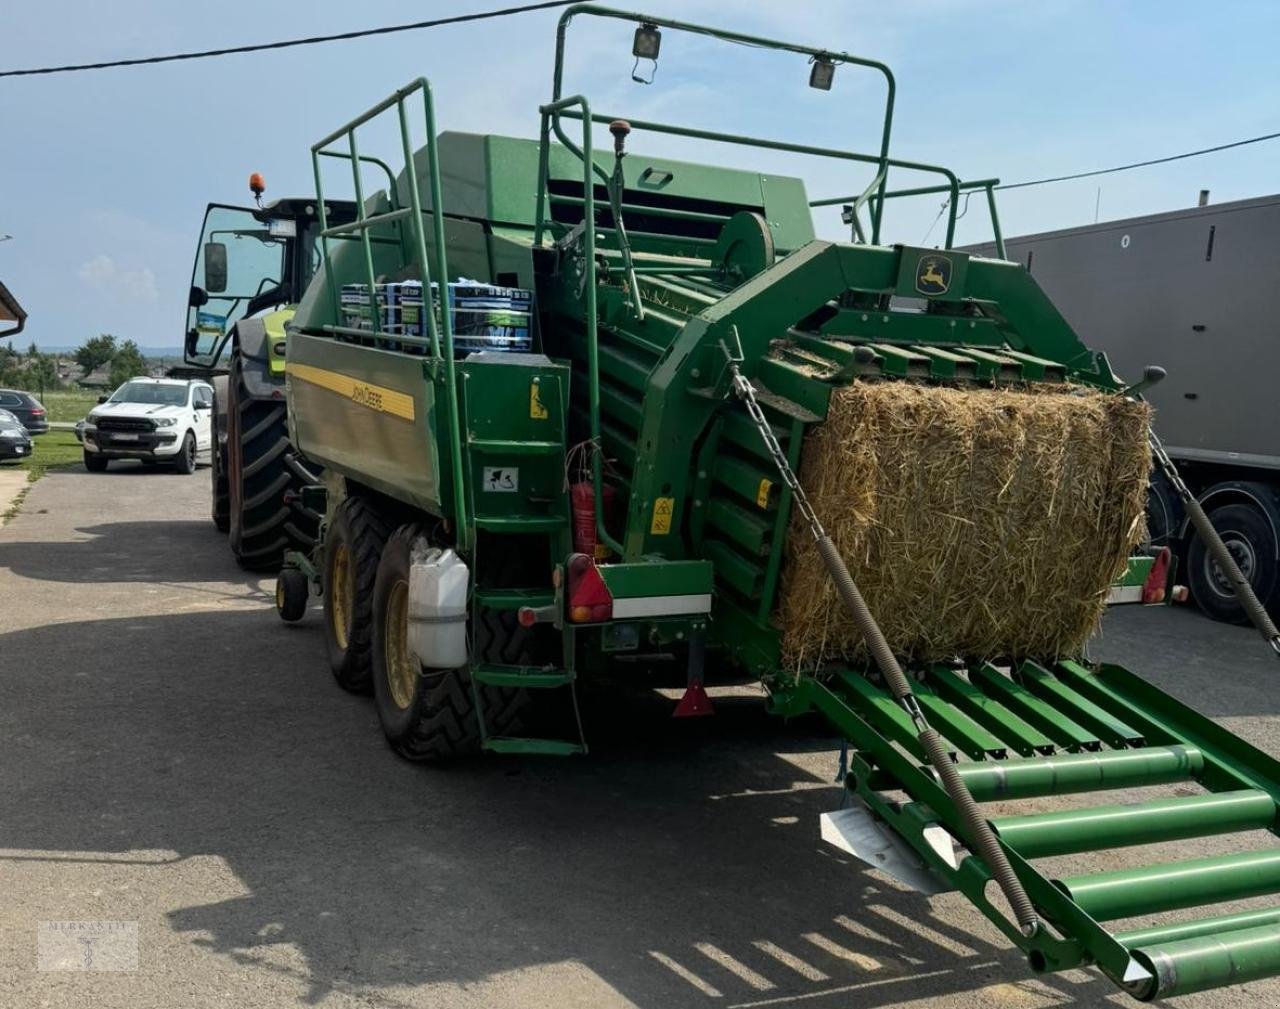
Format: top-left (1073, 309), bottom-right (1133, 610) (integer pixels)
top-left (175, 432), bottom-right (197, 475)
top-left (323, 495), bottom-right (391, 693)
top-left (211, 436), bottom-right (230, 533)
top-left (276, 567), bottom-right (309, 622)
top-left (372, 525), bottom-right (527, 762)
top-left (227, 350), bottom-right (316, 571)
top-left (1187, 501), bottom-right (1280, 624)
top-left (83, 450), bottom-right (108, 473)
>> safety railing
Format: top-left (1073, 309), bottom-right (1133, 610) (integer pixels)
top-left (310, 76), bottom-right (471, 549)
top-left (812, 177), bottom-right (1008, 257)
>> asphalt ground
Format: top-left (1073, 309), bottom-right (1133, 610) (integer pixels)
top-left (2, 463), bottom-right (1278, 1009)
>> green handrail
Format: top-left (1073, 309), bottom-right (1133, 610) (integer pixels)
top-left (552, 4), bottom-right (897, 242)
top-left (309, 77), bottom-right (470, 550)
top-left (537, 93), bottom-right (625, 559)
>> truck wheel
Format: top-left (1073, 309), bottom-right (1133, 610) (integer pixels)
top-left (371, 524), bottom-right (526, 761)
top-left (276, 567), bottom-right (309, 622)
top-left (175, 432), bottom-right (197, 475)
top-left (83, 450), bottom-right (108, 473)
top-left (226, 350), bottom-right (317, 570)
top-left (323, 496), bottom-right (390, 693)
top-left (1187, 501), bottom-right (1280, 624)
top-left (211, 441), bottom-right (230, 533)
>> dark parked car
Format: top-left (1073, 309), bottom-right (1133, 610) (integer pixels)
top-left (0, 408), bottom-right (33, 461)
top-left (0, 389), bottom-right (49, 434)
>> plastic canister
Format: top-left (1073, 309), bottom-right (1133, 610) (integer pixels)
top-left (407, 544), bottom-right (470, 669)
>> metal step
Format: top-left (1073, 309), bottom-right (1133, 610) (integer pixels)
top-left (471, 664), bottom-right (574, 689)
top-left (473, 515), bottom-right (567, 533)
top-left (473, 587), bottom-right (555, 610)
top-left (781, 657), bottom-right (1280, 1000)
top-left (483, 736), bottom-right (586, 756)
top-left (468, 438), bottom-right (563, 455)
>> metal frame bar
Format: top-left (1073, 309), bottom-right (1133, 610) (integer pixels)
top-left (551, 4), bottom-right (898, 241)
top-left (309, 77), bottom-right (471, 549)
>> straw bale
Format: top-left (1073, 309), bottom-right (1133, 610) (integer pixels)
top-left (777, 381), bottom-right (1151, 668)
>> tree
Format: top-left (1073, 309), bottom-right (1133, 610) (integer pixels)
top-left (27, 350), bottom-right (60, 400)
top-left (75, 334), bottom-right (117, 376)
top-left (108, 340), bottom-right (148, 389)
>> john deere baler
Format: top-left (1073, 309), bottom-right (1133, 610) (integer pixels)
top-left (273, 5), bottom-right (1280, 1000)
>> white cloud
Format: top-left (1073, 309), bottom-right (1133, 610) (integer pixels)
top-left (77, 254), bottom-right (159, 303)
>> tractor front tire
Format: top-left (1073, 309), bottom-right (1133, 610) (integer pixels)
top-left (322, 495), bottom-right (391, 693)
top-left (371, 524), bottom-right (525, 761)
top-left (226, 351), bottom-right (316, 570)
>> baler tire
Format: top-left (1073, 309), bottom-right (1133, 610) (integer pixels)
top-left (371, 525), bottom-right (526, 761)
top-left (226, 351), bottom-right (316, 571)
top-left (1188, 502), bottom-right (1280, 625)
top-left (276, 567), bottom-right (309, 622)
top-left (322, 495), bottom-right (390, 694)
top-left (211, 440), bottom-right (230, 533)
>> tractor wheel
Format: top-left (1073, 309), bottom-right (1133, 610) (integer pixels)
top-left (371, 524), bottom-right (526, 761)
top-left (276, 567), bottom-right (309, 622)
top-left (322, 495), bottom-right (391, 693)
top-left (83, 450), bottom-right (108, 473)
top-left (210, 435), bottom-right (230, 534)
top-left (226, 351), bottom-right (316, 570)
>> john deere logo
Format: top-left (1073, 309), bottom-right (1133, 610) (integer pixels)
top-left (915, 254), bottom-right (951, 296)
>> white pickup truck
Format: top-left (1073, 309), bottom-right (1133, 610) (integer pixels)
top-left (82, 377), bottom-right (214, 473)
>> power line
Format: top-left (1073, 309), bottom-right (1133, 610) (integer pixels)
top-left (997, 131), bottom-right (1280, 191)
top-left (0, 0), bottom-right (576, 78)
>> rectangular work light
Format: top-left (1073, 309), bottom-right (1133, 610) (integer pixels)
top-left (809, 56), bottom-right (835, 91)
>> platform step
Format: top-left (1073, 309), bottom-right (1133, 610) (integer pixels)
top-left (473, 587), bottom-right (555, 610)
top-left (472, 664), bottom-right (574, 689)
top-left (483, 736), bottom-right (585, 756)
top-left (473, 515), bottom-right (567, 533)
top-left (468, 438), bottom-right (563, 456)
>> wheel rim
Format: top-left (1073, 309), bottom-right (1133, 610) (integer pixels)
top-left (330, 542), bottom-right (352, 650)
top-left (275, 580), bottom-right (285, 610)
top-left (1204, 533), bottom-right (1256, 598)
top-left (384, 578), bottom-right (415, 709)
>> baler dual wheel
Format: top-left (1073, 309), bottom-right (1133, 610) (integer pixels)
top-left (322, 495), bottom-right (390, 693)
top-left (370, 524), bottom-right (526, 761)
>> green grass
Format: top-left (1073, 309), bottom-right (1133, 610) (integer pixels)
top-left (10, 429), bottom-right (84, 480)
top-left (38, 389), bottom-right (100, 423)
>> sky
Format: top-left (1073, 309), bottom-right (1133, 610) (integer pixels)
top-left (0, 0), bottom-right (1277, 349)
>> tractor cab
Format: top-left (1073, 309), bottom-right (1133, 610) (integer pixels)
top-left (184, 195), bottom-right (355, 370)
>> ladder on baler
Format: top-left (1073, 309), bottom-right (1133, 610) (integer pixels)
top-left (782, 658), bottom-right (1280, 1000)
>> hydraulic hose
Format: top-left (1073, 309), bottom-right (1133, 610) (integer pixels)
top-left (814, 535), bottom-right (1040, 937)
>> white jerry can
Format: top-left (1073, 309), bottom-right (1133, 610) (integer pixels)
top-left (407, 544), bottom-right (470, 669)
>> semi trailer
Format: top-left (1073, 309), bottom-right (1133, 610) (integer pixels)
top-left (967, 194), bottom-right (1280, 624)
top-left (205, 4), bottom-right (1280, 1001)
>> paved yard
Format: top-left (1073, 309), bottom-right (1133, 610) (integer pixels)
top-left (1, 464), bottom-right (1277, 1008)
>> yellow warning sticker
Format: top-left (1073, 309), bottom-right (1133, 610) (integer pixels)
top-left (756, 478), bottom-right (773, 509)
top-left (530, 381), bottom-right (549, 420)
top-left (650, 496), bottom-right (675, 535)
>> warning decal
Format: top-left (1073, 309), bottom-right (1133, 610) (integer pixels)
top-left (650, 496), bottom-right (675, 535)
top-left (482, 467), bottom-right (519, 493)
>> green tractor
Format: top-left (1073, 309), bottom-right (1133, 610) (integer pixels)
top-left (183, 188), bottom-right (355, 568)
top-left (241, 4), bottom-right (1280, 1000)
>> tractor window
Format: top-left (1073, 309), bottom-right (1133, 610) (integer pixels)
top-left (185, 204), bottom-right (286, 366)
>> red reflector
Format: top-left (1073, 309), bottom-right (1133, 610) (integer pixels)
top-left (566, 552), bottom-right (611, 623)
top-left (1141, 547), bottom-right (1172, 604)
top-left (517, 607), bottom-right (537, 628)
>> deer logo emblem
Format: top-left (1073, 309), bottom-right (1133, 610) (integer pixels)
top-left (915, 255), bottom-right (952, 295)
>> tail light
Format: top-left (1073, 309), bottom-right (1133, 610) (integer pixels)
top-left (31, 408), bottom-right (45, 417)
top-left (566, 552), bottom-right (612, 623)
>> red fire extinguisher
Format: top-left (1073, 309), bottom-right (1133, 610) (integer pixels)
top-left (571, 481), bottom-right (616, 560)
